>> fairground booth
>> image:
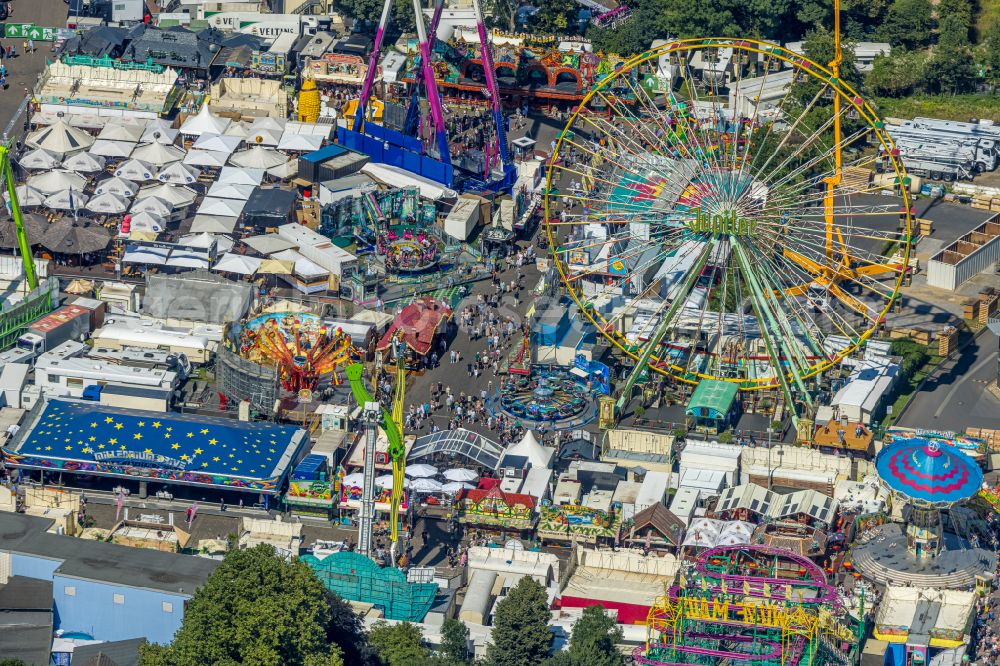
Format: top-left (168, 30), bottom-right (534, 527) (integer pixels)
top-left (1, 399), bottom-right (308, 506)
top-left (685, 379), bottom-right (740, 435)
top-left (376, 297), bottom-right (454, 368)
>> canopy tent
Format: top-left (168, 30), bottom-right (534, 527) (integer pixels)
top-left (136, 183), bottom-right (197, 208)
top-left (94, 176), bottom-right (138, 197)
top-left (141, 126), bottom-right (180, 145)
top-left (40, 219), bottom-right (111, 254)
top-left (115, 159), bottom-right (156, 182)
top-left (361, 163), bottom-right (458, 201)
top-left (411, 478), bottom-right (443, 494)
top-left (405, 464), bottom-right (439, 479)
top-left (131, 142), bottom-right (186, 167)
top-left (443, 468), bottom-right (478, 482)
top-left (98, 123), bottom-right (144, 143)
top-left (716, 521), bottom-right (754, 547)
top-left (503, 430), bottom-right (554, 469)
top-left (224, 122), bottom-right (251, 140)
top-left (277, 133), bottom-right (324, 152)
top-left (62, 151), bottom-right (106, 174)
top-left (242, 234), bottom-right (295, 255)
top-left (191, 133), bottom-right (242, 155)
top-left (270, 248), bottom-right (326, 279)
top-left (681, 518), bottom-right (723, 549)
top-left (143, 119), bottom-right (174, 134)
top-left (178, 231), bottom-right (233, 253)
top-left (64, 278), bottom-right (96, 295)
top-left (179, 104), bottom-right (231, 137)
top-left (256, 258), bottom-right (294, 274)
top-left (213, 252), bottom-right (261, 275)
top-left (342, 472), bottom-right (365, 487)
top-left (183, 150), bottom-right (229, 168)
top-left (267, 160), bottom-right (298, 180)
top-left (85, 192), bottom-right (130, 214)
top-left (28, 170), bottom-right (88, 195)
top-left (441, 481), bottom-right (476, 494)
top-left (245, 128), bottom-right (281, 146)
top-left (218, 166), bottom-right (265, 186)
top-left (249, 117), bottom-right (286, 133)
top-left (43, 189), bottom-right (89, 211)
top-left (19, 148), bottom-right (61, 170)
top-left (130, 196), bottom-right (173, 217)
top-left (4, 184), bottom-right (45, 207)
top-left (128, 210), bottom-right (167, 233)
top-left (190, 214), bottom-right (238, 233)
top-left (89, 139), bottom-right (136, 159)
top-left (229, 145), bottom-right (288, 169)
top-left (122, 243), bottom-right (170, 265)
top-left (165, 248), bottom-right (211, 269)
top-left (374, 474), bottom-right (410, 490)
top-left (198, 197), bottom-right (246, 218)
top-left (157, 162), bottom-right (201, 185)
top-left (25, 120), bottom-right (95, 157)
top-left (207, 182), bottom-right (255, 200)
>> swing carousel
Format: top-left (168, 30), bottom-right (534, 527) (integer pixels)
top-left (377, 226), bottom-right (445, 274)
top-left (235, 312), bottom-right (357, 393)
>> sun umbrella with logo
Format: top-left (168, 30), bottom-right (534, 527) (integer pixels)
top-left (40, 219), bottom-right (112, 254)
top-left (135, 183), bottom-right (197, 208)
top-left (62, 151), bottom-right (107, 173)
top-left (131, 142), bottom-right (185, 167)
top-left (94, 176), bottom-right (138, 197)
top-left (86, 192), bottom-right (130, 215)
top-left (405, 464), bottom-right (439, 478)
top-left (115, 159), bottom-right (155, 182)
top-left (128, 210), bottom-right (167, 234)
top-left (25, 119), bottom-right (95, 157)
top-left (28, 170), bottom-right (87, 195)
top-left (43, 189), bottom-right (89, 212)
top-left (443, 468), bottom-right (478, 482)
top-left (19, 148), bottom-right (61, 170)
top-left (130, 196), bottom-right (173, 217)
top-left (411, 478), bottom-right (443, 494)
top-left (157, 162), bottom-right (201, 185)
top-left (4, 185), bottom-right (46, 207)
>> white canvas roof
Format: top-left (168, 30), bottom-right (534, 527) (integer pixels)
top-left (183, 150), bottom-right (229, 168)
top-left (249, 117), bottom-right (287, 133)
top-left (131, 142), bottom-right (185, 167)
top-left (62, 151), bottom-right (106, 173)
top-left (157, 162), bottom-right (201, 185)
top-left (246, 128), bottom-right (281, 146)
top-left (682, 517), bottom-right (722, 548)
top-left (26, 119), bottom-right (95, 156)
top-left (178, 232), bottom-right (232, 253)
top-left (28, 170), bottom-right (87, 195)
top-left (213, 253), bottom-right (261, 275)
top-left (191, 133), bottom-right (242, 155)
top-left (277, 133), bottom-right (324, 152)
top-left (180, 104), bottom-right (231, 136)
top-left (89, 139), bottom-right (135, 159)
top-left (267, 159), bottom-right (298, 180)
top-left (190, 214), bottom-right (238, 233)
top-left (207, 182), bottom-right (255, 200)
top-left (140, 126), bottom-right (179, 145)
top-left (95, 176), bottom-right (138, 197)
top-left (218, 166), bottom-right (265, 186)
top-left (198, 197), bottom-right (247, 217)
top-left (43, 189), bottom-right (88, 211)
top-left (136, 183), bottom-right (197, 207)
top-left (115, 159), bottom-right (156, 182)
top-left (165, 248), bottom-right (210, 269)
top-left (502, 430), bottom-right (554, 469)
top-left (129, 196), bottom-right (173, 217)
top-left (98, 123), bottom-right (144, 143)
top-left (242, 233), bottom-right (296, 255)
top-left (20, 148), bottom-right (60, 170)
top-left (128, 210), bottom-right (167, 232)
top-left (361, 162), bottom-right (458, 201)
top-left (86, 192), bottom-right (130, 214)
top-left (123, 244), bottom-right (170, 265)
top-left (283, 120), bottom-right (331, 139)
top-left (224, 121), bottom-right (251, 139)
top-left (229, 145), bottom-right (288, 169)
top-left (271, 248), bottom-right (327, 278)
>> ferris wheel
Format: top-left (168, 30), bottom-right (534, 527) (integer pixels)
top-left (544, 39), bottom-right (912, 409)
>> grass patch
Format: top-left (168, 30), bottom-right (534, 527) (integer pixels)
top-left (875, 94), bottom-right (1000, 123)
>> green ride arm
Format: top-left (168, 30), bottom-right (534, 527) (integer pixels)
top-left (346, 363), bottom-right (406, 468)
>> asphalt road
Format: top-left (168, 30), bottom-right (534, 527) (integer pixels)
top-left (0, 0), bottom-right (68, 138)
top-left (897, 330), bottom-right (1000, 432)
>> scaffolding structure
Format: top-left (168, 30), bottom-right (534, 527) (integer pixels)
top-left (319, 186), bottom-right (435, 240)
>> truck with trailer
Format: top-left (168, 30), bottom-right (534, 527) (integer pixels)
top-left (15, 305), bottom-right (92, 363)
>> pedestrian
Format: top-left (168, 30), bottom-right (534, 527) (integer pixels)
top-left (21, 40), bottom-right (26, 55)
top-left (27, 39), bottom-right (34, 53)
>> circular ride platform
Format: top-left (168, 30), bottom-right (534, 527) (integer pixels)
top-left (494, 371), bottom-right (597, 428)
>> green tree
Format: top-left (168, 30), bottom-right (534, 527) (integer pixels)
top-left (139, 545), bottom-right (373, 666)
top-left (935, 0), bottom-right (972, 50)
top-left (843, 0), bottom-right (890, 40)
top-left (876, 0), bottom-right (934, 49)
top-left (565, 606), bottom-right (623, 666)
top-left (924, 46), bottom-right (978, 93)
top-left (984, 20), bottom-right (1000, 85)
top-left (438, 618), bottom-right (473, 665)
top-left (369, 621), bottom-right (432, 666)
top-left (532, 0), bottom-right (578, 34)
top-left (867, 50), bottom-right (928, 96)
top-left (485, 577), bottom-right (554, 666)
top-left (0, 660), bottom-right (29, 666)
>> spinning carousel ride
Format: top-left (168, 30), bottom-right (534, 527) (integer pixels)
top-left (496, 371), bottom-right (595, 427)
top-left (377, 226), bottom-right (445, 274)
top-left (236, 312), bottom-right (357, 393)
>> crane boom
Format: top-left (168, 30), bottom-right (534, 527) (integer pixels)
top-left (353, 0), bottom-right (394, 133)
top-left (0, 146), bottom-right (37, 291)
top-left (471, 0), bottom-right (510, 167)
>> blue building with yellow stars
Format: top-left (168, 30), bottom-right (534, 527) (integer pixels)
top-left (1, 399), bottom-right (309, 499)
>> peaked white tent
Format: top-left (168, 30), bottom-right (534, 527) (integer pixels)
top-left (141, 126), bottom-right (180, 145)
top-left (86, 192), bottom-right (130, 214)
top-left (716, 521), bottom-right (754, 547)
top-left (190, 214), bottom-right (238, 233)
top-left (130, 196), bottom-right (173, 217)
top-left (25, 120), bottom-right (95, 157)
top-left (43, 189), bottom-right (89, 211)
top-left (89, 139), bottom-right (135, 159)
top-left (503, 430), bottom-right (555, 469)
top-left (207, 182), bottom-right (255, 200)
top-left (249, 117), bottom-right (287, 133)
top-left (115, 159), bottom-right (156, 182)
top-left (5, 184), bottom-right (45, 207)
top-left (179, 232), bottom-right (233, 253)
top-left (192, 133), bottom-right (242, 155)
top-left (62, 151), bottom-right (106, 173)
top-left (183, 150), bottom-right (229, 168)
top-left (135, 183), bottom-right (197, 208)
top-left (212, 252), bottom-right (261, 275)
top-left (19, 148), bottom-right (61, 170)
top-left (267, 160), bottom-right (298, 180)
top-left (218, 166), bottom-right (264, 186)
top-left (127, 210), bottom-right (167, 233)
top-left (277, 133), bottom-right (324, 152)
top-left (198, 196), bottom-right (246, 217)
top-left (28, 170), bottom-right (88, 195)
top-left (223, 122), bottom-right (251, 139)
top-left (131, 142), bottom-right (185, 167)
top-left (94, 176), bottom-right (138, 197)
top-left (229, 145), bottom-right (288, 169)
top-left (682, 518), bottom-right (723, 549)
top-left (245, 128), bottom-right (281, 146)
top-left (98, 123), bottom-right (144, 143)
top-left (157, 162), bottom-right (201, 185)
top-left (180, 105), bottom-right (231, 137)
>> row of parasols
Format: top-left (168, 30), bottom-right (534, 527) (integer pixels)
top-left (341, 465), bottom-right (480, 495)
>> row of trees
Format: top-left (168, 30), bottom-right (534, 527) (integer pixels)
top-left (135, 545), bottom-right (625, 666)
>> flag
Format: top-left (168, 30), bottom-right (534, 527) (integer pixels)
top-left (114, 491), bottom-right (124, 522)
top-left (69, 188), bottom-right (77, 222)
top-left (186, 502), bottom-right (198, 527)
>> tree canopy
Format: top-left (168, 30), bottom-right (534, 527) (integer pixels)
top-left (485, 577), bottom-right (554, 666)
top-left (139, 545), bottom-right (372, 666)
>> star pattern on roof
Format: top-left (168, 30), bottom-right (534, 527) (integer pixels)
top-left (18, 400), bottom-right (299, 481)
